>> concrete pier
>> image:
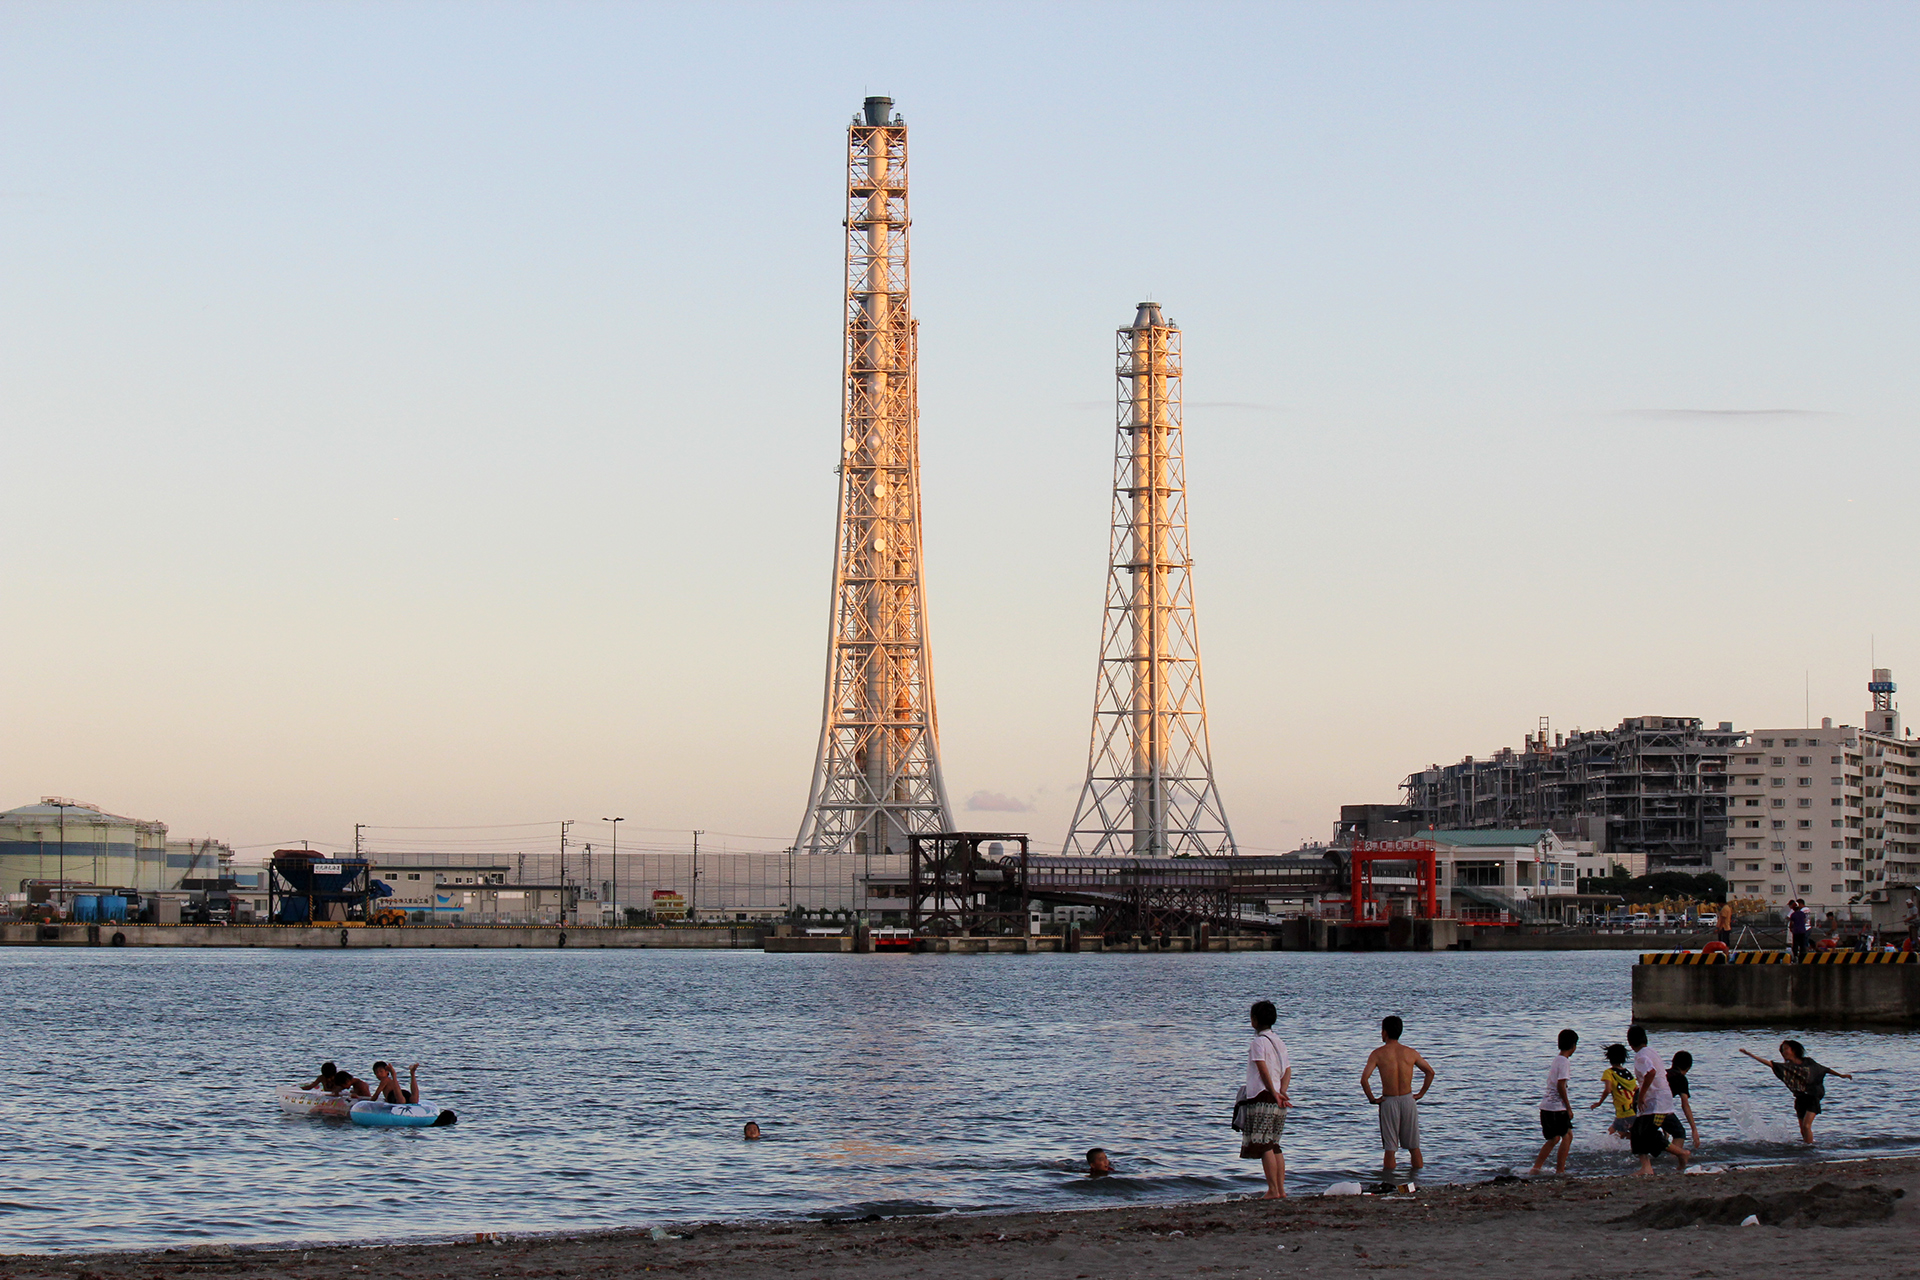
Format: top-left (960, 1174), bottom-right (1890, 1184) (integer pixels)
top-left (1633, 959), bottom-right (1920, 1025)
top-left (0, 923), bottom-right (765, 949)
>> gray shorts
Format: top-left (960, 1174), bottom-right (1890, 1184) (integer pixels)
top-left (1378, 1094), bottom-right (1420, 1152)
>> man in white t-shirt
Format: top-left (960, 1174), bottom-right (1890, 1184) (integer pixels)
top-left (1528, 1029), bottom-right (1578, 1175)
top-left (1626, 1024), bottom-right (1688, 1175)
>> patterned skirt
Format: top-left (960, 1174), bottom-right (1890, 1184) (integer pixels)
top-left (1239, 1100), bottom-right (1286, 1157)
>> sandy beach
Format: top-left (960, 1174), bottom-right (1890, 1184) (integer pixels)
top-left (7, 1156), bottom-right (1912, 1280)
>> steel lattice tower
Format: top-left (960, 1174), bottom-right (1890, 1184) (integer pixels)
top-left (796, 97), bottom-right (954, 856)
top-left (1062, 303), bottom-right (1237, 858)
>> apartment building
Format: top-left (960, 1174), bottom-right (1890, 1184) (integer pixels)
top-left (1721, 721), bottom-right (1861, 910)
top-left (1720, 670), bottom-right (1920, 909)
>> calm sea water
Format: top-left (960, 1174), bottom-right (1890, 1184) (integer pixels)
top-left (2, 948), bottom-right (1916, 1253)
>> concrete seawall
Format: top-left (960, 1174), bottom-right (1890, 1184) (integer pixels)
top-left (1633, 961), bottom-right (1920, 1025)
top-left (0, 923), bottom-right (766, 949)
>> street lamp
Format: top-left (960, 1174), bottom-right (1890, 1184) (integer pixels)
top-left (603, 819), bottom-right (624, 926)
top-left (691, 831), bottom-right (703, 923)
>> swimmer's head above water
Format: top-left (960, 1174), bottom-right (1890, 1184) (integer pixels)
top-left (743, 1122), bottom-right (762, 1141)
top-left (1085, 1148), bottom-right (1111, 1177)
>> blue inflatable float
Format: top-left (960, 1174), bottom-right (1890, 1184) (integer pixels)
top-left (350, 1099), bottom-right (458, 1128)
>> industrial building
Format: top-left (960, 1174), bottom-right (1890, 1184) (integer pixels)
top-left (1401, 716), bottom-right (1741, 872)
top-left (365, 849), bottom-right (890, 924)
top-left (0, 798), bottom-right (170, 899)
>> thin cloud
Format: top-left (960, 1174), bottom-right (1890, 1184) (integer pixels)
top-left (965, 790), bottom-right (1035, 813)
top-left (1616, 409), bottom-right (1838, 421)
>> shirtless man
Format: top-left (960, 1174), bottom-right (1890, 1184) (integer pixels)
top-left (369, 1061), bottom-right (422, 1105)
top-left (1360, 1015), bottom-right (1434, 1173)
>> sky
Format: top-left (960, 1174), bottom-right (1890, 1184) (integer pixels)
top-left (2, 2), bottom-right (1917, 862)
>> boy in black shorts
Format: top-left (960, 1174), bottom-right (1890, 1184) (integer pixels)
top-left (1741, 1040), bottom-right (1852, 1144)
top-left (1667, 1051), bottom-right (1699, 1153)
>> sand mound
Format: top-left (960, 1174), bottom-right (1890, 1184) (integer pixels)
top-left (1616, 1181), bottom-right (1903, 1230)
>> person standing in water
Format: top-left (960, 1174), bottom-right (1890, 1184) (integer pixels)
top-left (1238, 1000), bottom-right (1291, 1199)
top-left (1590, 1043), bottom-right (1637, 1138)
top-left (1667, 1051), bottom-right (1700, 1152)
top-left (1360, 1016), bottom-right (1434, 1174)
top-left (1626, 1025), bottom-right (1688, 1175)
top-left (1741, 1040), bottom-right (1852, 1144)
top-left (1529, 1029), bottom-right (1578, 1175)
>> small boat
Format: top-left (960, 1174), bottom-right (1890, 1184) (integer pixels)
top-left (349, 1099), bottom-right (457, 1128)
top-left (277, 1084), bottom-right (353, 1119)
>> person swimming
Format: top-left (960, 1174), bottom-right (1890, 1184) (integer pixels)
top-left (369, 1061), bottom-right (422, 1105)
top-left (298, 1061), bottom-right (338, 1092)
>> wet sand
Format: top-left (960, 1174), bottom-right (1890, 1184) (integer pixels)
top-left (7, 1156), bottom-right (1914, 1280)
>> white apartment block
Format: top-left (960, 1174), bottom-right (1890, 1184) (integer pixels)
top-left (1720, 670), bottom-right (1920, 911)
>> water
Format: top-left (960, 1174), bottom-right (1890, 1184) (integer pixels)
top-left (2, 948), bottom-right (1916, 1253)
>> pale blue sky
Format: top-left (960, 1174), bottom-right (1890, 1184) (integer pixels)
top-left (3, 2), bottom-right (1916, 857)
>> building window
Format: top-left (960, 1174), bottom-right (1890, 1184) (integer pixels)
top-left (1771, 757), bottom-right (1785, 767)
top-left (1832, 841), bottom-right (1843, 849)
top-left (1833, 756), bottom-right (1843, 765)
top-left (1798, 756), bottom-right (1812, 766)
top-left (1771, 883), bottom-right (1786, 893)
top-left (1745, 841), bottom-right (1760, 850)
top-left (1785, 739), bottom-right (1799, 748)
top-left (1798, 820), bottom-right (1811, 828)
top-left (1830, 884), bottom-right (1843, 893)
top-left (1797, 777), bottom-right (1811, 786)
top-left (1798, 799), bottom-right (1811, 809)
top-left (1762, 739), bottom-right (1775, 748)
top-left (1831, 862), bottom-right (1843, 870)
top-left (1745, 799), bottom-right (1760, 807)
top-left (1770, 778), bottom-right (1785, 787)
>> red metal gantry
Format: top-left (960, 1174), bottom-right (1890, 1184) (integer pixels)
top-left (1342, 839), bottom-right (1441, 926)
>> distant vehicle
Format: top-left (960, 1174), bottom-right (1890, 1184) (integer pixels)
top-left (370, 908), bottom-right (408, 927)
top-left (1628, 912), bottom-right (1653, 927)
top-left (872, 927), bottom-right (915, 952)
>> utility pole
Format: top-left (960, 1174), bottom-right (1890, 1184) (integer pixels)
top-left (691, 831), bottom-right (703, 922)
top-left (559, 820), bottom-right (574, 926)
top-left (604, 818), bottom-right (624, 925)
top-left (355, 824), bottom-right (365, 858)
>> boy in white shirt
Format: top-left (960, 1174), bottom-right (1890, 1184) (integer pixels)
top-left (1528, 1029), bottom-right (1578, 1175)
top-left (1626, 1024), bottom-right (1689, 1175)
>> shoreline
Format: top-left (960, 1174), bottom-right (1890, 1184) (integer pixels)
top-left (9, 1155), bottom-right (1915, 1279)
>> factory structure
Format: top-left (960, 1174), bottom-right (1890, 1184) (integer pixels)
top-left (1378, 669), bottom-right (1919, 915)
top-left (1060, 303), bottom-right (1236, 858)
top-left (0, 798), bottom-right (245, 919)
top-left (795, 96), bottom-right (954, 858)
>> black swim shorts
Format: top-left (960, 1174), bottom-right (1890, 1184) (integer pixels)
top-left (1629, 1114), bottom-right (1681, 1155)
top-left (1538, 1109), bottom-right (1572, 1139)
top-left (1793, 1095), bottom-right (1823, 1117)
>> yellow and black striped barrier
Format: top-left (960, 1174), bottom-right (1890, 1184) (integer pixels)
top-left (1639, 950), bottom-right (1913, 965)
